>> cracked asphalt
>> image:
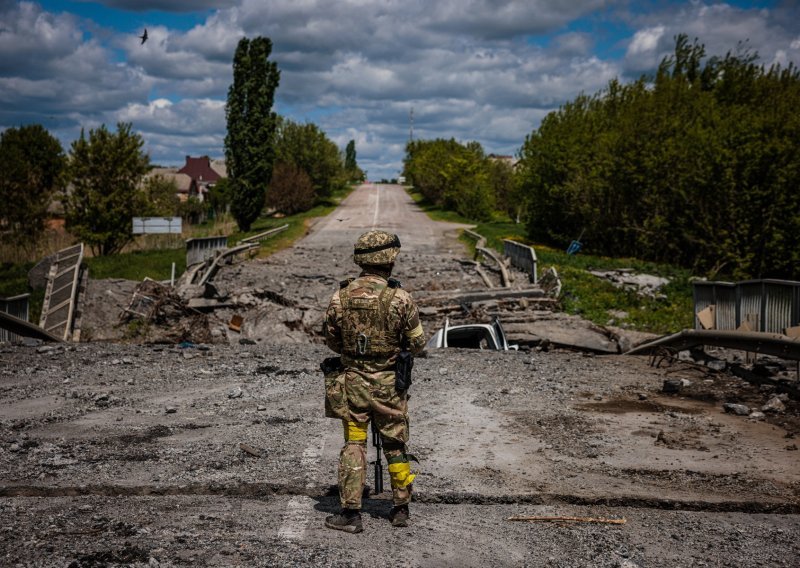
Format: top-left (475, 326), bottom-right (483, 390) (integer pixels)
top-left (1, 184), bottom-right (799, 567)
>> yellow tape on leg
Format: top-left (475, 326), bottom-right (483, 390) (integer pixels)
top-left (344, 421), bottom-right (368, 442)
top-left (388, 461), bottom-right (416, 488)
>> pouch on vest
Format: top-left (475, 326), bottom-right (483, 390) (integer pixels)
top-left (395, 350), bottom-right (414, 392)
top-left (321, 356), bottom-right (349, 419)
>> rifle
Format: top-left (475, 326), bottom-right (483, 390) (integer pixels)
top-left (371, 420), bottom-right (384, 494)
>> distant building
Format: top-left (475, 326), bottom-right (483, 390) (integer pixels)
top-left (178, 156), bottom-right (226, 201)
top-left (487, 154), bottom-right (519, 169)
top-left (142, 156), bottom-right (226, 204)
top-left (146, 168), bottom-right (197, 202)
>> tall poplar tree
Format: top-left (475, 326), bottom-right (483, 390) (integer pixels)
top-left (224, 36), bottom-right (281, 232)
top-left (344, 140), bottom-right (357, 173)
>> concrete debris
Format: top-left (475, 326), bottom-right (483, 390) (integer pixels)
top-left (749, 411), bottom-right (766, 420)
top-left (539, 267), bottom-right (562, 298)
top-left (723, 403), bottom-right (751, 416)
top-left (227, 387), bottom-right (243, 399)
top-left (762, 396), bottom-right (786, 413)
top-left (589, 269), bottom-right (669, 299)
top-left (121, 279), bottom-right (212, 345)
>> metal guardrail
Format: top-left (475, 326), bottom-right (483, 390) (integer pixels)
top-left (186, 236), bottom-right (229, 267)
top-left (197, 243), bottom-right (259, 287)
top-left (503, 239), bottom-right (538, 284)
top-left (463, 229), bottom-right (486, 248)
top-left (693, 279), bottom-right (800, 334)
top-left (238, 224), bottom-right (289, 245)
top-left (0, 294), bottom-right (30, 343)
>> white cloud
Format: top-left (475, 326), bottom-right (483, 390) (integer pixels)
top-left (623, 3), bottom-right (800, 75)
top-left (628, 26), bottom-right (665, 56)
top-left (1, 1), bottom-right (799, 178)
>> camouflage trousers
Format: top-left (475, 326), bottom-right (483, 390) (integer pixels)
top-left (337, 368), bottom-right (414, 510)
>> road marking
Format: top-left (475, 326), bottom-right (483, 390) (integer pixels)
top-left (277, 439), bottom-right (329, 540)
top-left (372, 185), bottom-right (380, 228)
top-left (278, 495), bottom-right (316, 541)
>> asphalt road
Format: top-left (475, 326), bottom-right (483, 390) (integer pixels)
top-left (303, 183), bottom-right (466, 254)
top-left (1, 184), bottom-right (798, 567)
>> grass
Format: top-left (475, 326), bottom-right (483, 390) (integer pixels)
top-left (401, 203), bottom-right (695, 335)
top-left (406, 190), bottom-right (473, 224)
top-left (85, 248), bottom-right (187, 281)
top-left (84, 183), bottom-right (359, 279)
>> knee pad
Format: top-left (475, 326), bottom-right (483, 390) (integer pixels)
top-left (387, 459), bottom-right (416, 489)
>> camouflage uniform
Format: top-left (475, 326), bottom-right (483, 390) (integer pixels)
top-left (323, 230), bottom-right (426, 514)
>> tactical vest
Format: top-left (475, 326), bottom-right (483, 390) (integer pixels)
top-left (339, 277), bottom-right (400, 358)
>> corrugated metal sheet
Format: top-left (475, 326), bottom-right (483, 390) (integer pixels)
top-left (715, 284), bottom-right (738, 330)
top-left (692, 282), bottom-right (716, 329)
top-left (693, 279), bottom-right (800, 334)
top-left (763, 280), bottom-right (798, 334)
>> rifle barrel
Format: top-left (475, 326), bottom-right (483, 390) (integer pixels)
top-left (371, 421), bottom-right (384, 494)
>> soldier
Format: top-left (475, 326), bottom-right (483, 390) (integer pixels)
top-left (322, 230), bottom-right (426, 533)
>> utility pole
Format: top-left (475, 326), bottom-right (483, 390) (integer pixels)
top-left (409, 108), bottom-right (414, 143)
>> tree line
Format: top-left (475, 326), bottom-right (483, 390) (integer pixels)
top-left (404, 35), bottom-right (800, 280)
top-left (403, 138), bottom-right (518, 222)
top-left (0, 34), bottom-right (362, 257)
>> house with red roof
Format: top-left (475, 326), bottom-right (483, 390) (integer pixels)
top-left (177, 156), bottom-right (226, 202)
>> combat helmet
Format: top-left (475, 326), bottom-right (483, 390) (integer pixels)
top-left (353, 230), bottom-right (401, 266)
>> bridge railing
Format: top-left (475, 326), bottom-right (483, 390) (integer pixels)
top-left (503, 239), bottom-right (538, 284)
top-left (0, 294), bottom-right (30, 343)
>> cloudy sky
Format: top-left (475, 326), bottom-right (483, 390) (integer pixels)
top-left (1, 1), bottom-right (799, 180)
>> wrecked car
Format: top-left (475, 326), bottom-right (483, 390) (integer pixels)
top-left (425, 317), bottom-right (518, 351)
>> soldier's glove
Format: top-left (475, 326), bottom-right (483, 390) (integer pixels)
top-left (320, 356), bottom-right (344, 375)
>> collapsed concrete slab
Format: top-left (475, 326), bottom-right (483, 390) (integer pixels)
top-left (502, 314), bottom-right (621, 353)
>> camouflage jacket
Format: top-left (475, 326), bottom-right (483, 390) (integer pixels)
top-left (324, 272), bottom-right (425, 374)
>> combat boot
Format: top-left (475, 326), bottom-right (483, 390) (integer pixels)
top-left (325, 509), bottom-right (363, 534)
top-left (388, 504), bottom-right (409, 527)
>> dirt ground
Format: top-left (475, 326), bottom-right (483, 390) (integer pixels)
top-left (2, 184), bottom-right (799, 567)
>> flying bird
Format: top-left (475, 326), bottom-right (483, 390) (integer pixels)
top-left (139, 28), bottom-right (148, 45)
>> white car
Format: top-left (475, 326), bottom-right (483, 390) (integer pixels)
top-left (425, 316), bottom-right (518, 351)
